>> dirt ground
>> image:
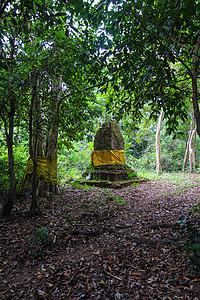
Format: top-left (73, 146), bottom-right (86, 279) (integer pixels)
top-left (0, 174), bottom-right (200, 299)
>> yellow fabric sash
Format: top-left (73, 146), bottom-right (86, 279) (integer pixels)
top-left (91, 150), bottom-right (125, 166)
top-left (18, 156), bottom-right (57, 193)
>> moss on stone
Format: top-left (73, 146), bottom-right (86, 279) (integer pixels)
top-left (83, 163), bottom-right (137, 182)
top-left (94, 120), bottom-right (124, 150)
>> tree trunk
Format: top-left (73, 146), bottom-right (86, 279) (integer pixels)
top-left (183, 112), bottom-right (196, 173)
top-left (1, 92), bottom-right (16, 218)
top-left (192, 38), bottom-right (200, 138)
top-left (29, 71), bottom-right (40, 215)
top-left (189, 125), bottom-right (196, 173)
top-left (32, 76), bottom-right (43, 156)
top-left (156, 108), bottom-right (164, 173)
top-left (44, 75), bottom-right (62, 195)
top-left (0, 38), bottom-right (16, 218)
top-left (45, 75), bottom-right (62, 156)
top-left (183, 118), bottom-right (193, 171)
top-left (191, 129), bottom-right (196, 171)
top-left (20, 75), bottom-right (61, 201)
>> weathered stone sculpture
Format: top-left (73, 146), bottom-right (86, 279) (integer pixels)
top-left (84, 120), bottom-right (137, 183)
top-left (94, 120), bottom-right (124, 151)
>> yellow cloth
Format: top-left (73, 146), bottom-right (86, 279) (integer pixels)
top-left (18, 156), bottom-right (57, 193)
top-left (91, 150), bottom-right (125, 166)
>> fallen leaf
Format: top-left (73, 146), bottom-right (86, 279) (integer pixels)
top-left (64, 270), bottom-right (71, 277)
top-left (41, 265), bottom-right (46, 271)
top-left (93, 250), bottom-right (100, 255)
top-left (37, 290), bottom-right (45, 296)
top-left (45, 282), bottom-right (53, 287)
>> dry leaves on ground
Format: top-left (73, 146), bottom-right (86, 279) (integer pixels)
top-left (0, 175), bottom-right (200, 299)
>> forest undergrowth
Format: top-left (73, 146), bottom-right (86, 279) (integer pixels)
top-left (0, 173), bottom-right (200, 299)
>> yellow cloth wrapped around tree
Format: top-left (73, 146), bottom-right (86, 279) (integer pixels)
top-left (91, 150), bottom-right (125, 166)
top-left (18, 156), bottom-right (57, 194)
top-left (25, 156), bottom-right (57, 184)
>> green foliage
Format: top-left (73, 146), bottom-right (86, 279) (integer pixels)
top-left (0, 132), bottom-right (28, 195)
top-left (0, 0), bottom-right (103, 209)
top-left (27, 227), bottom-right (51, 244)
top-left (69, 181), bottom-right (95, 191)
top-left (13, 144), bottom-right (29, 187)
top-left (0, 144), bottom-right (9, 193)
top-left (57, 141), bottom-right (92, 183)
top-left (1, 0), bottom-right (200, 202)
top-left (88, 0), bottom-right (200, 135)
top-left (1, 111), bottom-right (199, 193)
top-left (68, 181), bottom-right (84, 189)
top-left (55, 112), bottom-right (200, 184)
top-left (191, 201), bottom-right (200, 215)
top-left (107, 194), bottom-right (128, 206)
top-left (124, 114), bottom-right (200, 173)
top-left (80, 200), bottom-right (90, 212)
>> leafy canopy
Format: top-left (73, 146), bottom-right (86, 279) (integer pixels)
top-left (85, 0), bottom-right (200, 134)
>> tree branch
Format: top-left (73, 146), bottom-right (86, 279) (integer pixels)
top-left (169, 34), bottom-right (193, 53)
top-left (60, 82), bottom-right (102, 102)
top-left (192, 37), bottom-right (200, 76)
top-left (129, 4), bottom-right (193, 78)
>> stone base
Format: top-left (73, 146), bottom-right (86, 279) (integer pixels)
top-left (83, 163), bottom-right (138, 182)
top-left (90, 170), bottom-right (128, 181)
top-left (78, 178), bottom-right (148, 189)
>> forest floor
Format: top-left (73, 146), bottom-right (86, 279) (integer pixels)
top-left (0, 173), bottom-right (200, 299)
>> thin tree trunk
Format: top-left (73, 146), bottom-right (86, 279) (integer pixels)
top-left (192, 38), bottom-right (200, 138)
top-left (44, 75), bottom-right (62, 195)
top-left (1, 39), bottom-right (16, 218)
top-left (29, 71), bottom-right (40, 215)
top-left (191, 129), bottom-right (196, 171)
top-left (189, 125), bottom-right (196, 173)
top-left (45, 75), bottom-right (62, 156)
top-left (156, 108), bottom-right (164, 173)
top-left (183, 119), bottom-right (193, 171)
top-left (32, 77), bottom-right (43, 156)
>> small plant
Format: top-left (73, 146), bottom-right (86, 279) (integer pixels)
top-left (190, 200), bottom-right (200, 215)
top-left (36, 228), bottom-right (50, 241)
top-left (131, 182), bottom-right (139, 187)
top-left (99, 198), bottom-right (106, 206)
top-left (82, 184), bottom-right (96, 191)
top-left (107, 194), bottom-right (127, 206)
top-left (27, 227), bottom-right (51, 244)
top-left (114, 196), bottom-right (127, 206)
top-left (68, 181), bottom-right (83, 189)
top-left (155, 200), bottom-right (161, 204)
top-left (127, 171), bottom-right (138, 179)
top-left (68, 181), bottom-right (95, 191)
top-left (81, 202), bottom-right (90, 212)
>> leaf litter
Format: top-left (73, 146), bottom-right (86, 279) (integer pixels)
top-left (0, 175), bottom-right (200, 299)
